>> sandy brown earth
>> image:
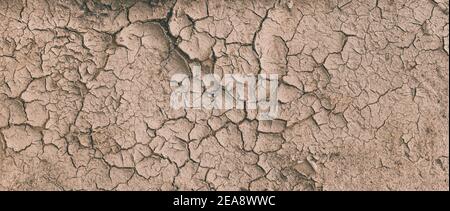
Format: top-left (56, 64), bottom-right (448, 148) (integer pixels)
top-left (0, 0), bottom-right (448, 191)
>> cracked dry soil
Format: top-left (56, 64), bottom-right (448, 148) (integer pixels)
top-left (0, 0), bottom-right (448, 191)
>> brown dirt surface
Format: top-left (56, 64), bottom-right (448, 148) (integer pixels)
top-left (0, 0), bottom-right (448, 191)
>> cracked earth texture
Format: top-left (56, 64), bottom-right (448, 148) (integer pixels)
top-left (0, 0), bottom-right (448, 191)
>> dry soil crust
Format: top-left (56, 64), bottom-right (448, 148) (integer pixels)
top-left (0, 0), bottom-right (448, 191)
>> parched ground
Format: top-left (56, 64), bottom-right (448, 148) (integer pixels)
top-left (0, 0), bottom-right (448, 191)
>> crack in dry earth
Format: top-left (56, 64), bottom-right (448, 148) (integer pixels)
top-left (0, 0), bottom-right (448, 191)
